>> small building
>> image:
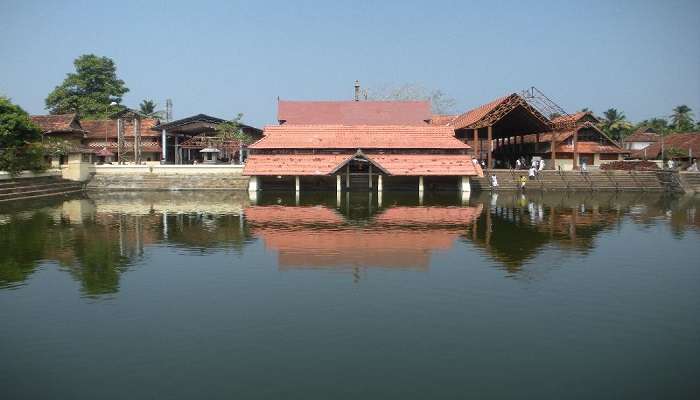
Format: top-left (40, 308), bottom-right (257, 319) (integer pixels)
top-left (630, 132), bottom-right (700, 162)
top-left (30, 113), bottom-right (91, 166)
top-left (624, 128), bottom-right (660, 151)
top-left (81, 117), bottom-right (162, 163)
top-left (244, 100), bottom-right (482, 192)
top-left (152, 114), bottom-right (262, 164)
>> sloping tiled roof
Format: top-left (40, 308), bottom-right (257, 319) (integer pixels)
top-left (625, 131), bottom-right (660, 143)
top-left (250, 125), bottom-right (467, 149)
top-left (449, 96), bottom-right (508, 129)
top-left (551, 111), bottom-right (599, 125)
top-left (82, 118), bottom-right (161, 139)
top-left (521, 123), bottom-right (627, 154)
top-left (87, 141), bottom-right (162, 152)
top-left (429, 114), bottom-right (458, 126)
top-left (277, 101), bottom-right (431, 125)
top-left (370, 154), bottom-right (483, 176)
top-left (243, 154), bottom-right (352, 176)
top-left (30, 114), bottom-right (84, 134)
top-left (631, 133), bottom-right (700, 159)
top-left (243, 153), bottom-right (482, 177)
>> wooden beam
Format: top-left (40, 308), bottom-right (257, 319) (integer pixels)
top-left (573, 129), bottom-right (579, 170)
top-left (551, 132), bottom-right (557, 170)
top-left (473, 128), bottom-right (479, 161)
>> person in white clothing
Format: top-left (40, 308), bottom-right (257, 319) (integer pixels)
top-left (490, 173), bottom-right (499, 188)
top-left (515, 159), bottom-right (521, 170)
top-left (581, 161), bottom-right (588, 172)
top-left (528, 166), bottom-right (536, 180)
top-left (538, 159), bottom-right (545, 171)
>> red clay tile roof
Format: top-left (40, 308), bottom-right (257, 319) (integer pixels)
top-left (243, 153), bottom-right (483, 177)
top-left (551, 111), bottom-right (599, 125)
top-left (521, 123), bottom-right (626, 154)
top-left (555, 142), bottom-right (628, 154)
top-left (87, 141), bottom-right (162, 152)
top-left (631, 133), bottom-right (700, 159)
top-left (250, 125), bottom-right (467, 149)
top-left (30, 114), bottom-right (84, 134)
top-left (277, 100), bottom-right (431, 125)
top-left (82, 118), bottom-right (161, 139)
top-left (370, 154), bottom-right (483, 176)
top-left (449, 96), bottom-right (508, 130)
top-left (429, 114), bottom-right (458, 126)
top-left (244, 205), bottom-right (344, 226)
top-left (375, 205), bottom-right (483, 226)
top-left (243, 154), bottom-right (352, 175)
top-left (625, 131), bottom-right (660, 143)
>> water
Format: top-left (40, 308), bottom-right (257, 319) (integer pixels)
top-left (1, 191), bottom-right (699, 399)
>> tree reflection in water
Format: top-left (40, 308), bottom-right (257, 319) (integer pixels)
top-left (0, 191), bottom-right (697, 296)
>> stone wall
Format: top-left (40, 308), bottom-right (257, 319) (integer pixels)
top-left (87, 164), bottom-right (249, 191)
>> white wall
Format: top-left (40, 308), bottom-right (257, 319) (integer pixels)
top-left (94, 164), bottom-right (244, 176)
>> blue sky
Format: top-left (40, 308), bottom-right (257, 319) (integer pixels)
top-left (1, 0), bottom-right (699, 127)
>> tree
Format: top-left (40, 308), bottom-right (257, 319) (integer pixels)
top-left (580, 107), bottom-right (591, 113)
top-left (139, 99), bottom-right (164, 119)
top-left (0, 96), bottom-right (44, 174)
top-left (215, 114), bottom-right (255, 163)
top-left (367, 84), bottom-right (457, 114)
top-left (45, 54), bottom-right (129, 118)
top-left (600, 108), bottom-right (633, 141)
top-left (637, 117), bottom-right (669, 135)
top-left (670, 105), bottom-right (694, 132)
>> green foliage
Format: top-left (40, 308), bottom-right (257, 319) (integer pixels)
top-left (637, 117), bottom-right (669, 135)
top-left (664, 146), bottom-right (688, 159)
top-left (600, 108), bottom-right (633, 141)
top-left (139, 99), bottom-right (164, 119)
top-left (45, 54), bottom-right (129, 118)
top-left (42, 137), bottom-right (74, 156)
top-left (216, 113), bottom-right (254, 144)
top-left (670, 105), bottom-right (694, 132)
top-left (0, 96), bottom-right (44, 174)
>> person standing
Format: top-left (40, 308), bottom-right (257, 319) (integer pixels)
top-left (515, 159), bottom-right (521, 170)
top-left (538, 159), bottom-right (545, 172)
top-left (528, 166), bottom-right (536, 180)
top-left (581, 161), bottom-right (588, 173)
top-left (519, 175), bottom-right (527, 190)
top-left (491, 173), bottom-right (499, 188)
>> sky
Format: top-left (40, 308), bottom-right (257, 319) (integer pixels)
top-left (1, 0), bottom-right (699, 127)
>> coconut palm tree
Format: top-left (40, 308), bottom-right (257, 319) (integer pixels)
top-left (138, 99), bottom-right (164, 119)
top-left (601, 108), bottom-right (633, 141)
top-left (670, 105), bottom-right (694, 131)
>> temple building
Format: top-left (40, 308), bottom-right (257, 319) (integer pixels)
top-left (152, 114), bottom-right (262, 164)
top-left (30, 113), bottom-right (91, 165)
top-left (243, 100), bottom-right (483, 192)
top-left (81, 115), bottom-right (162, 163)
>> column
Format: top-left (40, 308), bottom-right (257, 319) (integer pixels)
top-left (377, 174), bottom-right (383, 192)
top-left (487, 125), bottom-right (493, 169)
top-left (460, 176), bottom-right (471, 192)
top-left (248, 176), bottom-right (258, 192)
top-left (295, 176), bottom-right (300, 192)
top-left (161, 129), bottom-right (167, 163)
top-left (573, 129), bottom-right (579, 170)
top-left (346, 164), bottom-right (350, 189)
top-left (418, 176), bottom-right (424, 192)
top-left (551, 133), bottom-right (557, 170)
top-left (336, 174), bottom-right (342, 193)
top-left (473, 129), bottom-right (479, 160)
top-left (368, 164), bottom-right (373, 189)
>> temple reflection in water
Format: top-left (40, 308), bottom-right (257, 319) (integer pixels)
top-left (0, 191), bottom-right (698, 295)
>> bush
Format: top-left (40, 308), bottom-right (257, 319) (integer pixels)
top-left (0, 96), bottom-right (44, 175)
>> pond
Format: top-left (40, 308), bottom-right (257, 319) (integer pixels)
top-left (1, 191), bottom-right (699, 399)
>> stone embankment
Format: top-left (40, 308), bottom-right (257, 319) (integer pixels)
top-left (678, 172), bottom-right (700, 194)
top-left (471, 170), bottom-right (676, 192)
top-left (0, 175), bottom-right (84, 202)
top-left (86, 164), bottom-right (249, 191)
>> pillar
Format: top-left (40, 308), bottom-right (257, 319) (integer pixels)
top-left (572, 129), bottom-right (579, 170)
top-left (377, 174), bottom-right (383, 192)
top-left (368, 164), bottom-right (373, 189)
top-left (248, 176), bottom-right (258, 192)
top-left (295, 175), bottom-right (300, 192)
top-left (346, 164), bottom-right (350, 188)
top-left (161, 129), bottom-right (167, 163)
top-left (487, 125), bottom-right (493, 169)
top-left (418, 176), bottom-right (424, 192)
top-left (460, 176), bottom-right (471, 192)
top-left (551, 133), bottom-right (557, 170)
top-left (473, 129), bottom-right (479, 161)
top-left (336, 174), bottom-right (341, 192)
top-left (378, 191), bottom-right (383, 208)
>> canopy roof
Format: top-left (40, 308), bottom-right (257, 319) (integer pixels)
top-left (243, 152), bottom-right (483, 177)
top-left (277, 100), bottom-right (432, 125)
top-left (250, 125), bottom-right (468, 149)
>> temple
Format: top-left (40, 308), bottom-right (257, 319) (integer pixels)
top-left (243, 100), bottom-right (484, 193)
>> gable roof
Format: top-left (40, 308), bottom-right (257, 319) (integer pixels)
top-left (631, 132), bottom-right (700, 159)
top-left (521, 123), bottom-right (628, 154)
top-left (249, 125), bottom-right (469, 149)
top-left (429, 114), bottom-right (458, 126)
top-left (551, 111), bottom-right (599, 127)
top-left (30, 114), bottom-right (85, 134)
top-left (449, 93), bottom-right (551, 131)
top-left (625, 131), bottom-right (660, 143)
top-left (277, 100), bottom-right (432, 125)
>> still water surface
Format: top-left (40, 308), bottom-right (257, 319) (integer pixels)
top-left (1, 191), bottom-right (699, 399)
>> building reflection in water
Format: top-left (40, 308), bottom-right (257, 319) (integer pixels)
top-left (0, 190), bottom-right (698, 295)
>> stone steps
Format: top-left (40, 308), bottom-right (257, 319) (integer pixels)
top-left (473, 170), bottom-right (666, 192)
top-left (87, 174), bottom-right (249, 191)
top-left (0, 177), bottom-right (84, 202)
